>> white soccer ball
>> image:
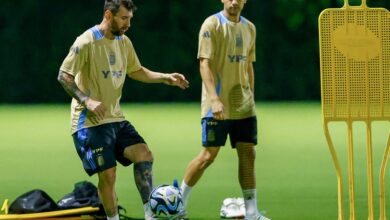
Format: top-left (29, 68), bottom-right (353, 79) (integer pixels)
top-left (149, 184), bottom-right (184, 217)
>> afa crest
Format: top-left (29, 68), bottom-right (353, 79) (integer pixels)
top-left (109, 51), bottom-right (116, 65)
top-left (236, 34), bottom-right (243, 48)
top-left (97, 155), bottom-right (105, 167)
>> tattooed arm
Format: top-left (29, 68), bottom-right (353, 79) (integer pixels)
top-left (57, 71), bottom-right (89, 104)
top-left (57, 71), bottom-right (106, 122)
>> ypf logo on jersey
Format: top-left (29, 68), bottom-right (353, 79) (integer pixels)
top-left (109, 51), bottom-right (116, 65)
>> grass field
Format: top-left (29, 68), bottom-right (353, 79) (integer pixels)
top-left (0, 102), bottom-right (389, 220)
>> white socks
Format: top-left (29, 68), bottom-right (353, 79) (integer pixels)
top-left (242, 189), bottom-right (258, 216)
top-left (144, 202), bottom-right (154, 217)
top-left (180, 180), bottom-right (193, 208)
top-left (180, 182), bottom-right (259, 216)
top-left (107, 214), bottom-right (119, 220)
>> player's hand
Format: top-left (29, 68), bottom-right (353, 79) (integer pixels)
top-left (211, 98), bottom-right (225, 120)
top-left (164, 73), bottom-right (189, 90)
top-left (84, 98), bottom-right (106, 124)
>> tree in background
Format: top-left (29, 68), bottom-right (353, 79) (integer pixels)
top-left (0, 0), bottom-right (388, 102)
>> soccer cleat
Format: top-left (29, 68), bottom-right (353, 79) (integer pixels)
top-left (144, 214), bottom-right (159, 220)
top-left (168, 208), bottom-right (187, 220)
top-left (173, 179), bottom-right (179, 188)
top-left (244, 213), bottom-right (271, 220)
top-left (144, 202), bottom-right (160, 220)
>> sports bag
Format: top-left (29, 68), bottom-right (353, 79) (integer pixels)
top-left (9, 189), bottom-right (59, 214)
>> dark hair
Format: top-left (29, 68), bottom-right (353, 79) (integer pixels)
top-left (104, 0), bottom-right (137, 15)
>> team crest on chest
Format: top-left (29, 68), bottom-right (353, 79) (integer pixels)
top-left (236, 34), bottom-right (243, 48)
top-left (109, 51), bottom-right (116, 65)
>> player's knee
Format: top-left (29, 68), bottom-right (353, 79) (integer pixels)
top-left (199, 155), bottom-right (215, 169)
top-left (238, 145), bottom-right (256, 161)
top-left (138, 147), bottom-right (154, 162)
top-left (127, 144), bottom-right (154, 163)
top-left (98, 169), bottom-right (116, 187)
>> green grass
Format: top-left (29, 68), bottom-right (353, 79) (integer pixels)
top-left (0, 102), bottom-right (389, 219)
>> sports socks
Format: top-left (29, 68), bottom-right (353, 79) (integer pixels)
top-left (242, 189), bottom-right (258, 216)
top-left (180, 180), bottom-right (193, 208)
top-left (107, 214), bottom-right (119, 220)
top-left (144, 202), bottom-right (154, 217)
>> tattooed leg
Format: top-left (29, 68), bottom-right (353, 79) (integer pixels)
top-left (134, 161), bottom-right (154, 203)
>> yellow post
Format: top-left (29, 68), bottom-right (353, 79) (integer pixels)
top-left (319, 0), bottom-right (390, 219)
top-left (379, 134), bottom-right (390, 220)
top-left (366, 122), bottom-right (374, 220)
top-left (347, 122), bottom-right (355, 220)
top-left (324, 122), bottom-right (344, 220)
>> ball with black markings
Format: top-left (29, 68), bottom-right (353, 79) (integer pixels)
top-left (149, 184), bottom-right (183, 217)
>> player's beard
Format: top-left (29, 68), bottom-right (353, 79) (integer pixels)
top-left (111, 29), bottom-right (121, 36)
top-left (110, 21), bottom-right (127, 36)
top-left (227, 6), bottom-right (241, 17)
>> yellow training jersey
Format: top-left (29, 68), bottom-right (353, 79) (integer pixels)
top-left (198, 12), bottom-right (256, 120)
top-left (60, 25), bottom-right (141, 134)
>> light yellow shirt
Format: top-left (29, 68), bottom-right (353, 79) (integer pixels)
top-left (198, 12), bottom-right (256, 119)
top-left (60, 26), bottom-right (141, 134)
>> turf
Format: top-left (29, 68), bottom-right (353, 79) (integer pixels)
top-left (0, 102), bottom-right (388, 219)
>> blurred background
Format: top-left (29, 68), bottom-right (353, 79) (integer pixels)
top-left (0, 0), bottom-right (389, 103)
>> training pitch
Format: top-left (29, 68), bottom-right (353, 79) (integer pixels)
top-left (0, 102), bottom-right (388, 219)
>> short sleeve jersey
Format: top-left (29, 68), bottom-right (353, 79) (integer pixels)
top-left (198, 12), bottom-right (256, 119)
top-left (60, 26), bottom-right (141, 134)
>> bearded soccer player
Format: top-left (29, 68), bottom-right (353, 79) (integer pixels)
top-left (57, 1), bottom-right (189, 220)
top-left (180, 0), bottom-right (270, 220)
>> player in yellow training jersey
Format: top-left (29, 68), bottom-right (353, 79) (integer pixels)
top-left (57, 1), bottom-right (189, 220)
top-left (180, 1), bottom-right (270, 220)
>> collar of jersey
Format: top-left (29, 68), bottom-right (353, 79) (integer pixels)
top-left (90, 25), bottom-right (123, 40)
top-left (217, 11), bottom-right (247, 25)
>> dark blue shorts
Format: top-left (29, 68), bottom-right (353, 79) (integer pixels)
top-left (201, 116), bottom-right (258, 148)
top-left (72, 121), bottom-right (146, 176)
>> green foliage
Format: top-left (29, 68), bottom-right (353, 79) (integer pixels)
top-left (0, 1), bottom-right (389, 102)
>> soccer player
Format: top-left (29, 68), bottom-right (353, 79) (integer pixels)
top-left (180, 0), bottom-right (270, 220)
top-left (57, 1), bottom-right (189, 220)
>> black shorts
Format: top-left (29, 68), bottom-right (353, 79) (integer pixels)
top-left (201, 116), bottom-right (257, 148)
top-left (72, 121), bottom-right (146, 176)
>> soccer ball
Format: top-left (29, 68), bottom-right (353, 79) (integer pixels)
top-left (149, 184), bottom-right (184, 217)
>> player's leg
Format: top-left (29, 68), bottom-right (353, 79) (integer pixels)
top-left (232, 117), bottom-right (270, 220)
top-left (236, 142), bottom-right (259, 216)
top-left (181, 146), bottom-right (220, 208)
top-left (183, 147), bottom-right (220, 186)
top-left (181, 117), bottom-right (228, 209)
top-left (123, 143), bottom-right (154, 202)
top-left (115, 121), bottom-right (155, 219)
top-left (124, 144), bottom-right (155, 220)
top-left (97, 167), bottom-right (119, 219)
top-left (72, 124), bottom-right (120, 220)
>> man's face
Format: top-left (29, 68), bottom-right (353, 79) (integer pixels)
top-left (222, 0), bottom-right (246, 17)
top-left (110, 5), bottom-right (133, 36)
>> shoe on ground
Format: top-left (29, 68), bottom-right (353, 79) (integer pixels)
top-left (168, 208), bottom-right (187, 220)
top-left (220, 198), bottom-right (245, 219)
top-left (244, 213), bottom-right (271, 220)
top-left (145, 213), bottom-right (161, 220)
